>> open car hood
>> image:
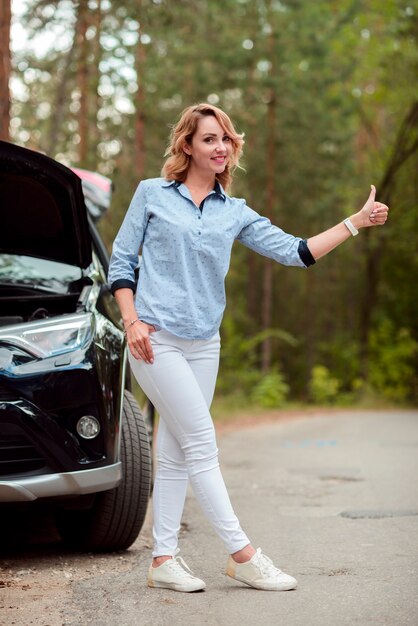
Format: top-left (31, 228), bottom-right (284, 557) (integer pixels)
top-left (0, 140), bottom-right (92, 269)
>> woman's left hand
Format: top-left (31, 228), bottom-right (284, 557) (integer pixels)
top-left (355, 185), bottom-right (389, 229)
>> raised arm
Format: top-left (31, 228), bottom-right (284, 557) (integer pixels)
top-left (307, 185), bottom-right (389, 260)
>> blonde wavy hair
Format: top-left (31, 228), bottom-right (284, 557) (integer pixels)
top-left (161, 103), bottom-right (244, 191)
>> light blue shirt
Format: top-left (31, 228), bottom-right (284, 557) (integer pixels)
top-left (108, 178), bottom-right (314, 339)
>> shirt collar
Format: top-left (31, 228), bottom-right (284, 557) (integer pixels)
top-left (214, 180), bottom-right (226, 200)
top-left (162, 178), bottom-right (226, 201)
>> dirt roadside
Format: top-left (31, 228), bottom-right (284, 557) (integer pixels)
top-left (0, 505), bottom-right (153, 626)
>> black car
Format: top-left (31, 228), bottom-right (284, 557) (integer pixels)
top-left (0, 140), bottom-right (152, 552)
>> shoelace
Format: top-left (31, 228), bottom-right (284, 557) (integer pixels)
top-left (252, 548), bottom-right (283, 577)
top-left (165, 556), bottom-right (196, 579)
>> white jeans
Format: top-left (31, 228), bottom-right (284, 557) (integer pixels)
top-left (128, 328), bottom-right (250, 557)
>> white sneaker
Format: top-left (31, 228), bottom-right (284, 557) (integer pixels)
top-left (148, 555), bottom-right (206, 592)
top-left (226, 548), bottom-right (297, 591)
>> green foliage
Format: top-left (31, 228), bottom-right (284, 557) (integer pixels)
top-left (218, 321), bottom-right (297, 396)
top-left (368, 319), bottom-right (418, 402)
top-left (251, 370), bottom-right (290, 409)
top-left (316, 337), bottom-right (361, 393)
top-left (8, 0), bottom-right (418, 406)
top-left (309, 365), bottom-right (341, 405)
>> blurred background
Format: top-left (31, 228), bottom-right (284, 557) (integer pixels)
top-left (1, 0), bottom-right (417, 410)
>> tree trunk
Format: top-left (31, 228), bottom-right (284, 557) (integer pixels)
top-left (261, 87), bottom-right (276, 373)
top-left (359, 229), bottom-right (378, 377)
top-left (245, 5), bottom-right (263, 329)
top-left (89, 0), bottom-right (102, 170)
top-left (246, 113), bottom-right (260, 329)
top-left (134, 0), bottom-right (146, 180)
top-left (260, 1), bottom-right (279, 373)
top-left (77, 0), bottom-right (89, 167)
top-left (247, 252), bottom-right (259, 324)
top-left (303, 267), bottom-right (317, 394)
top-left (48, 36), bottom-right (78, 155)
top-left (0, 0), bottom-right (11, 141)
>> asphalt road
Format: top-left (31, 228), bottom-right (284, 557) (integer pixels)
top-left (1, 409), bottom-right (418, 626)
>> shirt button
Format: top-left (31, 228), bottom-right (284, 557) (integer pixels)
top-left (198, 216), bottom-right (201, 219)
top-left (198, 231), bottom-right (201, 235)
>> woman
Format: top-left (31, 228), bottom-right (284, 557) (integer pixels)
top-left (108, 103), bottom-right (388, 593)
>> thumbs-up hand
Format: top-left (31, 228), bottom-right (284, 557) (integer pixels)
top-left (356, 185), bottom-right (389, 228)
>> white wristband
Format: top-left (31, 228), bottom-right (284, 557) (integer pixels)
top-left (343, 218), bottom-right (359, 237)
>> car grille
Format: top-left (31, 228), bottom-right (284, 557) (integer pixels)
top-left (0, 434), bottom-right (46, 475)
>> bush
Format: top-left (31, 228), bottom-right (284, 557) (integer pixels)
top-left (251, 370), bottom-right (290, 408)
top-left (309, 365), bottom-right (340, 405)
top-left (368, 320), bottom-right (418, 402)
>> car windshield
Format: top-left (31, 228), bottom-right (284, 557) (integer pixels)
top-left (0, 254), bottom-right (83, 294)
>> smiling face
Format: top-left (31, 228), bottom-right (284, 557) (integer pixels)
top-left (183, 115), bottom-right (233, 179)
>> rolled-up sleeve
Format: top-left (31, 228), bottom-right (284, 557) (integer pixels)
top-left (236, 205), bottom-right (315, 268)
top-left (108, 181), bottom-right (148, 294)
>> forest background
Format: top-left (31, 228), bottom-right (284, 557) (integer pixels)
top-left (1, 0), bottom-right (417, 410)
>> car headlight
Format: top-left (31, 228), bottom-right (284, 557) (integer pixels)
top-left (0, 313), bottom-right (94, 359)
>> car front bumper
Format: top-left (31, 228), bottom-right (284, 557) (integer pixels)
top-left (0, 461), bottom-right (122, 502)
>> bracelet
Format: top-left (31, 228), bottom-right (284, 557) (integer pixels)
top-left (124, 318), bottom-right (140, 334)
top-left (343, 218), bottom-right (359, 237)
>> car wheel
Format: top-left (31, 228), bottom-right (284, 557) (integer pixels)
top-left (55, 390), bottom-right (151, 552)
top-left (143, 399), bottom-right (155, 449)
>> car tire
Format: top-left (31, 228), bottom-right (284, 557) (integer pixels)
top-left (55, 390), bottom-right (151, 552)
